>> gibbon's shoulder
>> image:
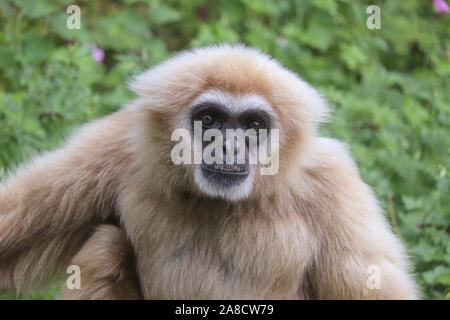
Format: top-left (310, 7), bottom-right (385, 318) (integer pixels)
top-left (311, 137), bottom-right (358, 169)
top-left (296, 137), bottom-right (384, 227)
top-left (71, 107), bottom-right (134, 143)
top-left (303, 137), bottom-right (369, 195)
top-left (51, 107), bottom-right (136, 161)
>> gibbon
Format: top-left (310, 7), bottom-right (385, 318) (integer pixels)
top-left (0, 45), bottom-right (418, 299)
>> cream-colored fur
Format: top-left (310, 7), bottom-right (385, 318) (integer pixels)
top-left (0, 44), bottom-right (418, 299)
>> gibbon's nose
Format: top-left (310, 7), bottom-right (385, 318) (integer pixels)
top-left (223, 137), bottom-right (246, 165)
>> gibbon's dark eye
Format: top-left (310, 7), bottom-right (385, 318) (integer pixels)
top-left (246, 119), bottom-right (266, 131)
top-left (201, 114), bottom-right (216, 127)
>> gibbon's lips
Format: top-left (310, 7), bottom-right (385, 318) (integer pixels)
top-left (201, 163), bottom-right (249, 186)
top-left (202, 163), bottom-right (248, 174)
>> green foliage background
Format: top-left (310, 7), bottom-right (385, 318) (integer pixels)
top-left (0, 0), bottom-right (448, 300)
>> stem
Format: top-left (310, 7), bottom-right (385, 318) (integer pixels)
top-left (388, 193), bottom-right (402, 239)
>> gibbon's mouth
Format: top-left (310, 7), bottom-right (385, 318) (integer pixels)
top-left (201, 163), bottom-right (248, 175)
top-left (201, 163), bottom-right (249, 187)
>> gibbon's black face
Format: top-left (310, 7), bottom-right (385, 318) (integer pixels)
top-left (182, 89), bottom-right (279, 201)
top-left (190, 102), bottom-right (271, 188)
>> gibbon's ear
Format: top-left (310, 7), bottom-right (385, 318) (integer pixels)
top-left (286, 77), bottom-right (331, 131)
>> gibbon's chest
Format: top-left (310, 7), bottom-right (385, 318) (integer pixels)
top-left (130, 209), bottom-right (316, 299)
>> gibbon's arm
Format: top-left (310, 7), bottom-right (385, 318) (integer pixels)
top-left (61, 225), bottom-right (142, 300)
top-left (0, 109), bottom-right (132, 294)
top-left (308, 138), bottom-right (418, 300)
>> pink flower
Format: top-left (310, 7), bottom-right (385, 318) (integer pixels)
top-left (434, 0), bottom-right (450, 13)
top-left (83, 43), bottom-right (105, 63)
top-left (91, 44), bottom-right (105, 63)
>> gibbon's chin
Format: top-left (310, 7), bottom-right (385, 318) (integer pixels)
top-left (194, 164), bottom-right (254, 201)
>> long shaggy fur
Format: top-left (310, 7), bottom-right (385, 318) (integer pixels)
top-left (0, 44), bottom-right (418, 299)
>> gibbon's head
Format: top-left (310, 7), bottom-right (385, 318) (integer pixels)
top-left (131, 44), bottom-right (328, 202)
